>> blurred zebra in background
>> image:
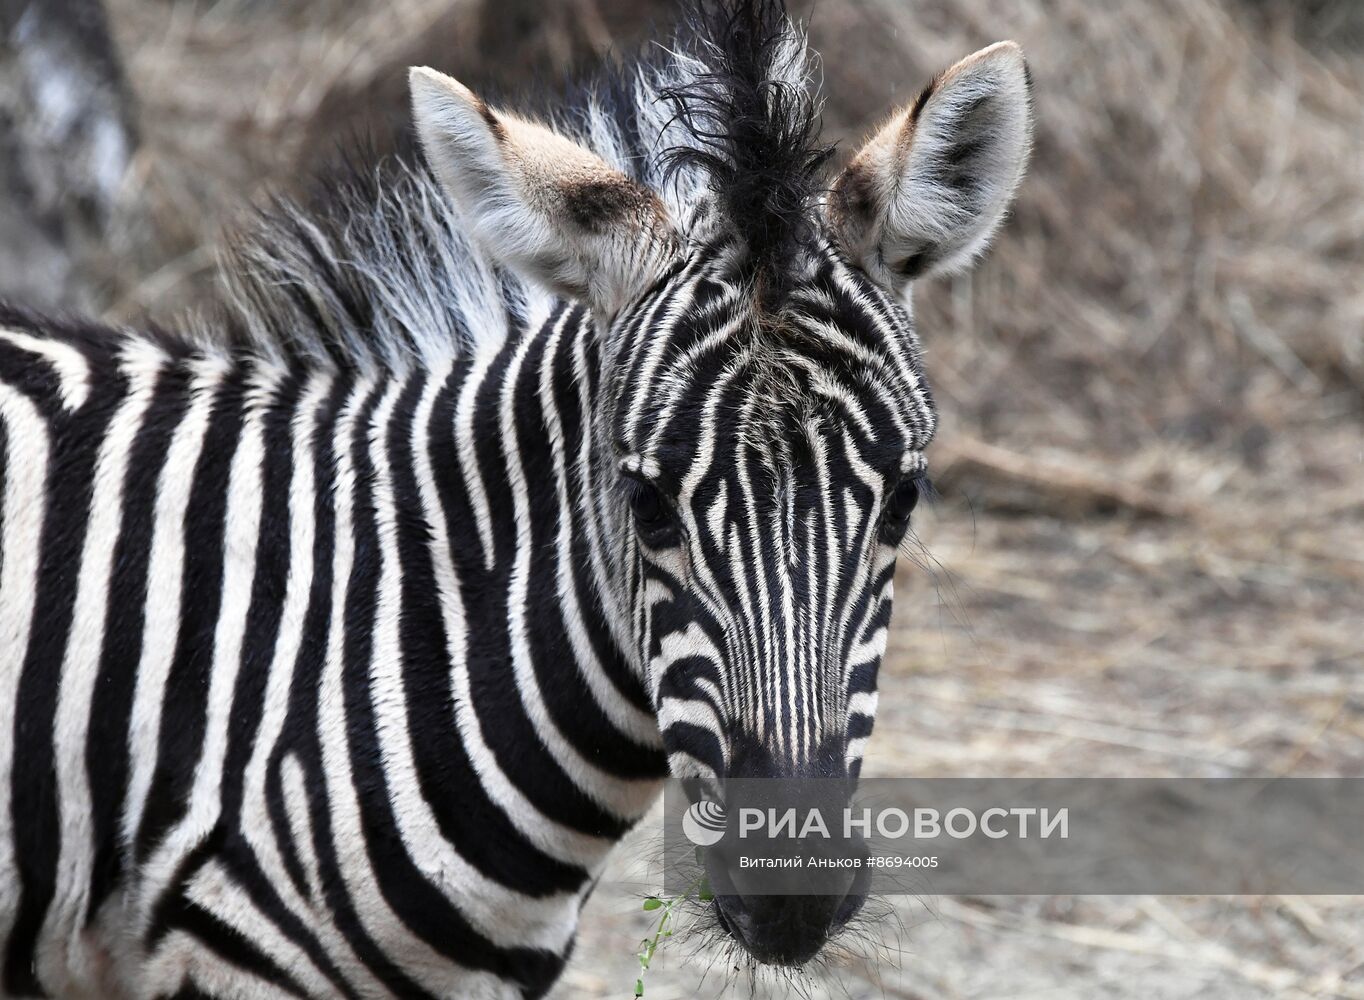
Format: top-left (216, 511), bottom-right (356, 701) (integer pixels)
top-left (0, 0), bottom-right (1031, 995)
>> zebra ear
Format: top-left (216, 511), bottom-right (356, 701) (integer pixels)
top-left (409, 67), bottom-right (676, 316)
top-left (828, 41), bottom-right (1033, 290)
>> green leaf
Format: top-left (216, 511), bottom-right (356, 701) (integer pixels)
top-left (635, 978), bottom-right (645, 997)
top-left (642, 897), bottom-right (664, 911)
top-left (697, 877), bottom-right (714, 903)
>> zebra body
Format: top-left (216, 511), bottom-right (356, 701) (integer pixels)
top-left (1, 1), bottom-right (1033, 995)
top-left (0, 301), bottom-right (662, 998)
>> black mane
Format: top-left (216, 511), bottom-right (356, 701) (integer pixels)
top-left (662, 0), bottom-right (833, 300)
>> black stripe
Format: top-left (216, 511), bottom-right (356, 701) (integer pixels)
top-left (87, 361), bottom-right (188, 921)
top-left (136, 360), bottom-right (248, 864)
top-left (205, 373), bottom-right (361, 998)
top-left (660, 722), bottom-right (725, 777)
top-left (4, 379), bottom-right (109, 995)
top-left (520, 330), bottom-right (662, 781)
top-left (271, 378), bottom-right (433, 1000)
top-left (562, 318), bottom-right (654, 717)
top-left (154, 895), bottom-right (308, 998)
top-left (0, 339), bottom-right (65, 421)
top-left (392, 372), bottom-right (589, 895)
top-left (436, 334), bottom-right (629, 838)
top-left (219, 372), bottom-right (298, 827)
top-left (341, 378), bottom-right (563, 992)
top-left (218, 831), bottom-right (359, 1000)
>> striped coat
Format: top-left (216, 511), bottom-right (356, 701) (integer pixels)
top-left (0, 0), bottom-right (1032, 994)
top-left (0, 303), bottom-right (663, 998)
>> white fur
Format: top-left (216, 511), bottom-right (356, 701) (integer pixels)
top-left (497, 311), bottom-right (662, 820)
top-left (39, 341), bottom-right (162, 994)
top-left (365, 368), bottom-right (586, 951)
top-left (0, 381), bottom-right (49, 987)
top-left (314, 377), bottom-right (502, 997)
top-left (122, 354), bottom-right (230, 896)
top-left (413, 359), bottom-right (622, 869)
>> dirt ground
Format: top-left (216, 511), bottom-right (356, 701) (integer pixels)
top-left (15, 0), bottom-right (1364, 995)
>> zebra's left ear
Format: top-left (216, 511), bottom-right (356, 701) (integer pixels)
top-left (410, 67), bottom-right (676, 316)
top-left (828, 41), bottom-right (1034, 290)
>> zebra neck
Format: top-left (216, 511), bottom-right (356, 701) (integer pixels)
top-left (416, 303), bottom-right (667, 826)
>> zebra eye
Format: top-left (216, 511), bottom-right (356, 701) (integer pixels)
top-left (883, 476), bottom-right (920, 534)
top-left (627, 480), bottom-right (668, 528)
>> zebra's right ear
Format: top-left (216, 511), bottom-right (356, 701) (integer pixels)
top-left (410, 67), bottom-right (677, 317)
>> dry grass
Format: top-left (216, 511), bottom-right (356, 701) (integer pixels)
top-left (87, 0), bottom-right (1364, 995)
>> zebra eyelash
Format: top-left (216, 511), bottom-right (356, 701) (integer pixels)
top-left (882, 470), bottom-right (934, 506)
top-left (877, 471), bottom-right (933, 544)
top-left (910, 472), bottom-right (937, 506)
top-left (621, 475), bottom-right (684, 547)
top-left (622, 476), bottom-right (664, 514)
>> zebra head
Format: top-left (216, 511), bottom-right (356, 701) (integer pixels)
top-left (412, 0), bottom-right (1032, 968)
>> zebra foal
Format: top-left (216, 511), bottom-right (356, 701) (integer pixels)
top-left (0, 1), bottom-right (1032, 996)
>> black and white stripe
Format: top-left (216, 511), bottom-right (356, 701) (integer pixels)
top-left (0, 246), bottom-right (923, 997)
top-left (0, 0), bottom-right (1036, 993)
top-left (0, 302), bottom-right (672, 998)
